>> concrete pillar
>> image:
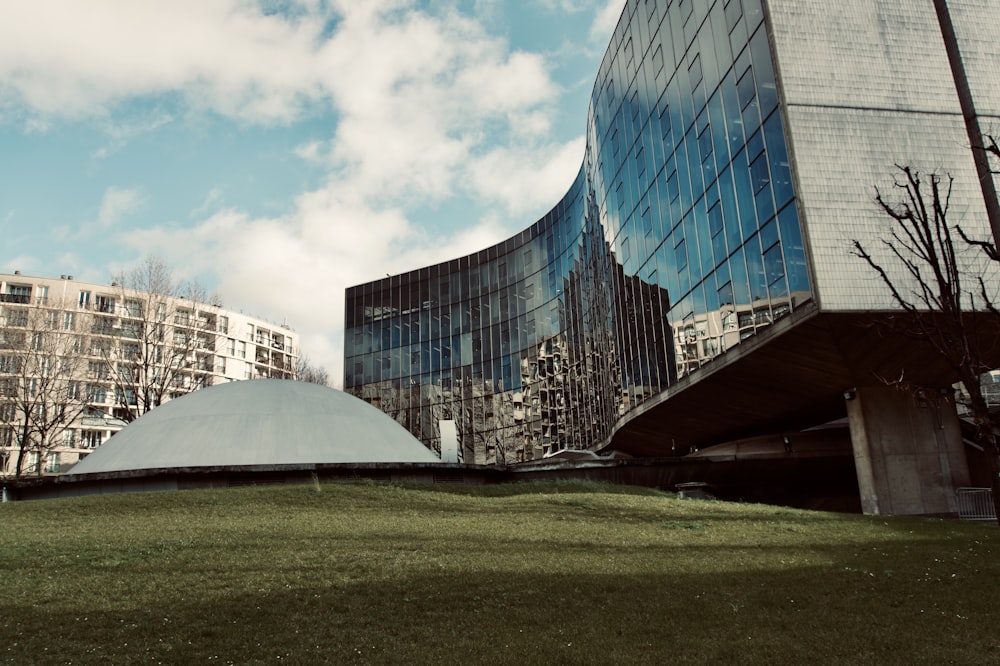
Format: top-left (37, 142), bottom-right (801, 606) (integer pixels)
top-left (847, 386), bottom-right (970, 516)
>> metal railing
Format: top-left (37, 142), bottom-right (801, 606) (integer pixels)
top-left (956, 487), bottom-right (996, 521)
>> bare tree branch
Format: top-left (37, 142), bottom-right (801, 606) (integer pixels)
top-left (856, 162), bottom-right (1000, 523)
top-left (0, 301), bottom-right (89, 478)
top-left (295, 355), bottom-right (329, 386)
top-left (102, 256), bottom-right (219, 422)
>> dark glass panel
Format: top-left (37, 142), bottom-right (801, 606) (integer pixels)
top-left (777, 203), bottom-right (809, 293)
top-left (763, 110), bottom-right (794, 208)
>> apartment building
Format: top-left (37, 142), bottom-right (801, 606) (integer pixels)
top-left (0, 272), bottom-right (299, 476)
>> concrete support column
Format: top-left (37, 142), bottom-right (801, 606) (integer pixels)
top-left (847, 386), bottom-right (970, 516)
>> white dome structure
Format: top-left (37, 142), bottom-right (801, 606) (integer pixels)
top-left (69, 379), bottom-right (439, 474)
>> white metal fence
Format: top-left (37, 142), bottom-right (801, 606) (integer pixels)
top-left (956, 487), bottom-right (996, 521)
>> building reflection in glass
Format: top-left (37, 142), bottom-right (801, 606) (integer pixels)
top-left (345, 0), bottom-right (813, 463)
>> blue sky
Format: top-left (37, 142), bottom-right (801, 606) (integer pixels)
top-left (0, 0), bottom-right (625, 384)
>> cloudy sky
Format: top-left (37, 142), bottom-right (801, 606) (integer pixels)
top-left (0, 0), bottom-right (625, 385)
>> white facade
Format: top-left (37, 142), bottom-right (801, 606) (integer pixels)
top-left (0, 272), bottom-right (300, 476)
top-left (768, 0), bottom-right (1000, 311)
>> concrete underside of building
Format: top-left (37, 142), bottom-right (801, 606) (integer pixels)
top-left (608, 309), bottom-right (997, 451)
top-left (608, 308), bottom-right (998, 517)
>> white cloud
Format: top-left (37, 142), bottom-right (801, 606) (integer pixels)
top-left (0, 0), bottom-right (327, 122)
top-left (92, 111), bottom-right (174, 161)
top-left (293, 140), bottom-right (328, 164)
top-left (468, 137), bottom-right (586, 216)
top-left (97, 186), bottom-right (144, 228)
top-left (119, 179), bottom-right (511, 386)
top-left (539, 0), bottom-right (583, 12)
top-left (3, 0), bottom-right (595, 385)
top-left (589, 0), bottom-right (626, 42)
top-left (190, 188), bottom-right (225, 219)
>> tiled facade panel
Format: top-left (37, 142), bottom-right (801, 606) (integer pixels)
top-left (768, 0), bottom-right (996, 311)
top-left (945, 1), bottom-right (1000, 209)
top-left (767, 0), bottom-right (962, 114)
top-left (945, 1), bottom-right (1000, 117)
top-left (767, 0), bottom-right (958, 113)
top-left (345, 0), bottom-right (811, 461)
top-left (784, 107), bottom-right (988, 310)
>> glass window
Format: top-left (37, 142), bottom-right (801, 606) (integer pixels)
top-left (737, 67), bottom-right (755, 109)
top-left (749, 152), bottom-right (770, 194)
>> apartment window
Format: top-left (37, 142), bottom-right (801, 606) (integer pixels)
top-left (238, 341), bottom-right (246, 359)
top-left (27, 451), bottom-right (39, 474)
top-left (218, 315), bottom-right (229, 334)
top-left (124, 299), bottom-right (143, 317)
top-left (87, 384), bottom-right (106, 403)
top-left (92, 317), bottom-right (115, 335)
top-left (78, 291), bottom-right (91, 308)
top-left (227, 338), bottom-right (236, 356)
top-left (246, 323), bottom-right (254, 340)
top-left (121, 321), bottom-right (141, 339)
top-left (63, 311), bottom-right (76, 331)
top-left (88, 361), bottom-right (108, 379)
top-left (115, 387), bottom-right (137, 406)
top-left (3, 284), bottom-right (31, 303)
top-left (81, 430), bottom-right (102, 448)
top-left (6, 308), bottom-right (28, 327)
top-left (95, 295), bottom-right (115, 314)
top-left (0, 354), bottom-right (19, 373)
top-left (44, 452), bottom-right (59, 473)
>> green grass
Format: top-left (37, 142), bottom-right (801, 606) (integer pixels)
top-left (1, 481), bottom-right (998, 665)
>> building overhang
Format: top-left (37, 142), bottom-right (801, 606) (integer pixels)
top-left (603, 308), bottom-right (1000, 457)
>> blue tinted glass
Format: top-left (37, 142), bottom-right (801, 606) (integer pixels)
top-left (344, 0), bottom-right (811, 461)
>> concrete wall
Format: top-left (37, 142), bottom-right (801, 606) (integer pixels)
top-left (847, 386), bottom-right (970, 515)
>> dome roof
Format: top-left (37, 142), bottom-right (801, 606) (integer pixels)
top-left (69, 379), bottom-right (439, 474)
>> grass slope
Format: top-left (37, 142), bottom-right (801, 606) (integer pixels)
top-left (1, 481), bottom-right (998, 665)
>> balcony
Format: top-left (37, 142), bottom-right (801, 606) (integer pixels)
top-left (0, 293), bottom-right (30, 304)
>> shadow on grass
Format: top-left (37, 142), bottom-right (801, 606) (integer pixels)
top-left (5, 527), bottom-right (1000, 665)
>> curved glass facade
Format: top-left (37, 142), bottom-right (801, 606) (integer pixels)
top-left (345, 0), bottom-right (812, 463)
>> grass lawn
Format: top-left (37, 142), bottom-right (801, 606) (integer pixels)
top-left (1, 481), bottom-right (998, 665)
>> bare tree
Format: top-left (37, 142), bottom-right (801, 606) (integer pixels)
top-left (0, 302), bottom-right (89, 478)
top-left (853, 164), bottom-right (1000, 522)
top-left (102, 256), bottom-right (218, 422)
top-left (295, 354), bottom-right (329, 386)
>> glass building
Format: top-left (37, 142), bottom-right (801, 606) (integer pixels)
top-left (346, 0), bottom-right (1000, 474)
top-left (345, 0), bottom-right (812, 463)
